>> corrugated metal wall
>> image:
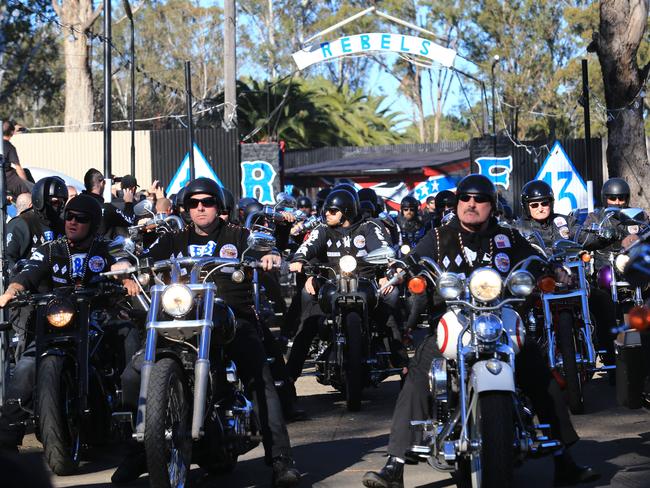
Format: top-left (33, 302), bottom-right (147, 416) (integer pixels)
top-left (11, 130), bottom-right (152, 187)
top-left (150, 128), bottom-right (241, 197)
top-left (470, 136), bottom-right (603, 215)
top-left (284, 141), bottom-right (469, 169)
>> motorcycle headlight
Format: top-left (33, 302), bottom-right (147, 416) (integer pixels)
top-left (437, 273), bottom-right (464, 300)
top-left (46, 299), bottom-right (75, 328)
top-left (473, 313), bottom-right (503, 342)
top-left (615, 254), bottom-right (630, 273)
top-left (507, 270), bottom-right (535, 297)
top-left (468, 267), bottom-right (503, 302)
top-left (400, 244), bottom-right (411, 255)
top-left (340, 255), bottom-right (357, 274)
top-left (161, 284), bottom-right (194, 318)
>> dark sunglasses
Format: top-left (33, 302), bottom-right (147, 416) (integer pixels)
top-left (325, 207), bottom-right (340, 214)
top-left (606, 195), bottom-right (626, 202)
top-left (186, 197), bottom-right (218, 209)
top-left (529, 200), bottom-right (551, 209)
top-left (64, 212), bottom-right (91, 223)
top-left (458, 194), bottom-right (490, 204)
top-left (402, 207), bottom-right (417, 212)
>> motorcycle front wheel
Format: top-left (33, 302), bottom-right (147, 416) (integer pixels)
top-left (37, 355), bottom-right (81, 475)
top-left (456, 391), bottom-right (514, 488)
top-left (343, 312), bottom-right (364, 411)
top-left (557, 310), bottom-right (585, 414)
top-left (145, 358), bottom-right (192, 488)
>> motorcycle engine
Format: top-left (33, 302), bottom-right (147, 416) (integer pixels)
top-left (429, 358), bottom-right (449, 422)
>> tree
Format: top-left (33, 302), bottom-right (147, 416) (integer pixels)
top-left (51, 0), bottom-right (103, 132)
top-left (588, 0), bottom-right (649, 205)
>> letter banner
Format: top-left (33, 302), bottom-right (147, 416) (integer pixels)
top-left (292, 32), bottom-right (456, 70)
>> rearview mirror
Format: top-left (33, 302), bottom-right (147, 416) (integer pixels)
top-left (108, 236), bottom-right (136, 257)
top-left (362, 246), bottom-right (396, 265)
top-left (275, 192), bottom-right (296, 209)
top-left (134, 199), bottom-right (154, 217)
top-left (247, 232), bottom-right (276, 252)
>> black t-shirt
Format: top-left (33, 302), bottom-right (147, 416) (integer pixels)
top-left (2, 139), bottom-right (19, 175)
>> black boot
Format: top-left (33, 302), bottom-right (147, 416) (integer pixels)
top-left (111, 450), bottom-right (147, 485)
top-left (362, 456), bottom-right (404, 488)
top-left (271, 455), bottom-right (301, 487)
top-left (553, 451), bottom-right (600, 486)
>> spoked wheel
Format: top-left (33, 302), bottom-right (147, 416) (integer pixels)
top-left (145, 358), bottom-right (192, 488)
top-left (37, 355), bottom-right (82, 475)
top-left (343, 312), bottom-right (364, 412)
top-left (557, 310), bottom-right (584, 414)
top-left (456, 392), bottom-right (514, 488)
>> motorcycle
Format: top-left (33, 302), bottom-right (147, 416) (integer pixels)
top-left (296, 247), bottom-right (403, 411)
top-left (106, 232), bottom-right (276, 488)
top-left (8, 281), bottom-right (131, 475)
top-left (400, 256), bottom-right (560, 488)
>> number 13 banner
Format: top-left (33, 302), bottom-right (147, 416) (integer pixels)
top-left (535, 141), bottom-right (593, 215)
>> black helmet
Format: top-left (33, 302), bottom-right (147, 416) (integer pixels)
top-left (242, 200), bottom-right (265, 227)
top-left (315, 187), bottom-right (332, 211)
top-left (401, 195), bottom-right (420, 210)
top-left (601, 178), bottom-right (630, 206)
top-left (375, 195), bottom-right (386, 213)
top-left (323, 189), bottom-right (358, 222)
top-left (456, 174), bottom-right (498, 207)
top-left (175, 186), bottom-right (187, 209)
top-left (434, 190), bottom-right (457, 210)
top-left (296, 195), bottom-right (312, 209)
top-left (64, 193), bottom-right (103, 234)
top-left (183, 177), bottom-right (225, 210)
top-left (332, 183), bottom-right (360, 205)
top-left (521, 180), bottom-right (554, 217)
top-left (358, 187), bottom-right (378, 204)
top-left (32, 177), bottom-right (68, 215)
top-left (222, 187), bottom-right (235, 212)
top-left (359, 199), bottom-right (376, 218)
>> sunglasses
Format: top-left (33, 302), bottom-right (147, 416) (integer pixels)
top-left (64, 212), bottom-right (91, 223)
top-left (325, 207), bottom-right (340, 214)
top-left (186, 197), bottom-right (218, 209)
top-left (402, 207), bottom-right (417, 212)
top-left (606, 195), bottom-right (626, 202)
top-left (458, 194), bottom-right (490, 204)
top-left (529, 200), bottom-right (551, 209)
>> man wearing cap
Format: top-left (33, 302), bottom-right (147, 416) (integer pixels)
top-left (82, 168), bottom-right (136, 237)
top-left (0, 194), bottom-right (140, 452)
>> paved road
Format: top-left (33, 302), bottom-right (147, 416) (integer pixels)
top-left (17, 367), bottom-right (649, 488)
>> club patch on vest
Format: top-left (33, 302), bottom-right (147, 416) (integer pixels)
top-left (88, 256), bottom-right (106, 273)
top-left (188, 241), bottom-right (217, 257)
top-left (219, 243), bottom-right (238, 259)
top-left (628, 225), bottom-right (639, 235)
top-left (353, 235), bottom-right (366, 249)
top-left (559, 226), bottom-right (570, 239)
top-left (494, 234), bottom-right (511, 249)
top-left (494, 252), bottom-right (510, 273)
top-left (554, 216), bottom-right (567, 228)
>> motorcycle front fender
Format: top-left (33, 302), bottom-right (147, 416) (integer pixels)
top-left (470, 360), bottom-right (515, 394)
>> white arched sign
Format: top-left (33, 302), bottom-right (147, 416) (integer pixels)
top-left (292, 32), bottom-right (456, 70)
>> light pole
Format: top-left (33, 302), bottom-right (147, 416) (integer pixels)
top-left (103, 0), bottom-right (112, 192)
top-left (491, 54), bottom-right (500, 157)
top-left (122, 0), bottom-right (135, 178)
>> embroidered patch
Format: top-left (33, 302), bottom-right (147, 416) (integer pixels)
top-left (32, 235), bottom-right (38, 244)
top-left (70, 253), bottom-right (87, 277)
top-left (44, 230), bottom-right (54, 242)
top-left (356, 249), bottom-right (368, 257)
top-left (354, 235), bottom-right (366, 248)
top-left (494, 252), bottom-right (511, 273)
top-left (52, 264), bottom-right (59, 274)
top-left (88, 255), bottom-right (106, 273)
top-left (188, 241), bottom-right (217, 257)
top-left (61, 265), bottom-right (67, 275)
top-left (326, 239), bottom-right (333, 247)
top-left (628, 225), bottom-right (639, 235)
top-left (219, 243), bottom-right (238, 259)
top-left (554, 216), bottom-right (568, 228)
top-left (336, 240), bottom-right (341, 248)
top-left (343, 236), bottom-right (351, 247)
top-left (327, 251), bottom-right (341, 257)
top-left (494, 234), bottom-right (511, 249)
top-left (31, 251), bottom-right (45, 261)
top-left (52, 276), bottom-right (67, 284)
top-left (463, 248), bottom-right (477, 263)
top-left (454, 254), bottom-right (463, 266)
top-left (559, 226), bottom-right (570, 239)
top-left (442, 256), bottom-right (451, 268)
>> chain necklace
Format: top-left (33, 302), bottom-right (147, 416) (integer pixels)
top-left (65, 238), bottom-right (97, 286)
top-left (457, 232), bottom-right (494, 269)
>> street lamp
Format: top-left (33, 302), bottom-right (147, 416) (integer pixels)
top-left (491, 54), bottom-right (500, 156)
top-left (122, 0), bottom-right (135, 177)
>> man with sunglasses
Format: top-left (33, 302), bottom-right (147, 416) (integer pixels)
top-left (397, 196), bottom-right (425, 248)
top-left (0, 194), bottom-right (140, 453)
top-left (114, 178), bottom-right (300, 486)
top-left (363, 174), bottom-right (597, 488)
top-left (517, 180), bottom-right (575, 247)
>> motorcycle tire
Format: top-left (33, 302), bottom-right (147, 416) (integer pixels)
top-left (145, 358), bottom-right (192, 488)
top-left (344, 312), bottom-right (364, 412)
top-left (37, 355), bottom-right (81, 475)
top-left (557, 310), bottom-right (585, 414)
top-left (456, 391), bottom-right (515, 488)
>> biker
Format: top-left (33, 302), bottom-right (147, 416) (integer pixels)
top-left (82, 168), bottom-right (136, 237)
top-left (517, 180), bottom-right (575, 246)
top-left (362, 174), bottom-right (598, 488)
top-left (0, 194), bottom-right (140, 453)
top-left (397, 196), bottom-right (425, 249)
top-left (220, 186), bottom-right (235, 222)
top-left (115, 178), bottom-right (300, 486)
top-left (315, 187), bottom-right (331, 214)
top-left (6, 176), bottom-right (68, 271)
top-left (296, 195), bottom-right (313, 216)
top-left (287, 188), bottom-right (408, 386)
top-left (359, 188), bottom-right (400, 247)
top-left (424, 190), bottom-right (457, 230)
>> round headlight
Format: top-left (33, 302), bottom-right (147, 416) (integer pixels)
top-left (468, 268), bottom-right (503, 302)
top-left (161, 284), bottom-right (194, 318)
top-left (473, 313), bottom-right (503, 342)
top-left (615, 254), bottom-right (630, 273)
top-left (400, 244), bottom-right (411, 255)
top-left (437, 273), bottom-right (464, 300)
top-left (46, 299), bottom-right (75, 328)
top-left (507, 270), bottom-right (535, 297)
top-left (339, 255), bottom-right (357, 273)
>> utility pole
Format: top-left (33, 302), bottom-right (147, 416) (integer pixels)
top-left (123, 0), bottom-right (136, 177)
top-left (491, 55), bottom-right (500, 157)
top-left (223, 0), bottom-right (237, 130)
top-left (0, 120), bottom-right (6, 405)
top-left (185, 61), bottom-right (195, 181)
top-left (581, 59), bottom-right (592, 183)
top-left (103, 0), bottom-right (112, 192)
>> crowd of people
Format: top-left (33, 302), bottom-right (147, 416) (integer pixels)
top-left (0, 154), bottom-right (646, 487)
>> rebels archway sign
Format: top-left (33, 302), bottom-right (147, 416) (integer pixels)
top-left (292, 32), bottom-right (456, 70)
